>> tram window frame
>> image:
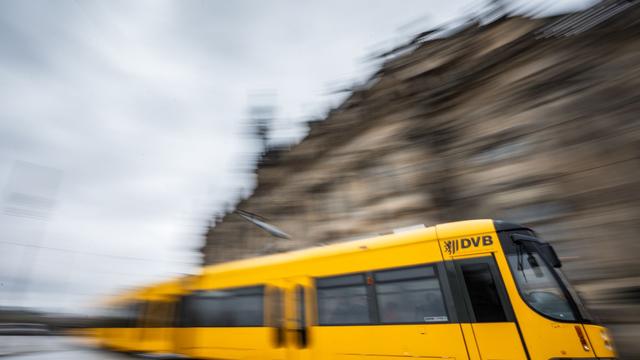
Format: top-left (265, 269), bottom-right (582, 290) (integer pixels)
top-left (373, 264), bottom-right (450, 324)
top-left (180, 285), bottom-right (265, 327)
top-left (316, 273), bottom-right (372, 326)
top-left (102, 303), bottom-right (139, 328)
top-left (142, 300), bottom-right (172, 328)
top-left (456, 257), bottom-right (514, 323)
top-left (296, 285), bottom-right (309, 347)
top-left (123, 302), bottom-right (142, 328)
top-left (174, 295), bottom-right (190, 327)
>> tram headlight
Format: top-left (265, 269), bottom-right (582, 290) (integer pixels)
top-left (601, 329), bottom-right (613, 351)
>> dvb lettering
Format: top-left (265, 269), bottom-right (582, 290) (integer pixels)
top-left (444, 235), bottom-right (493, 255)
top-left (460, 235), bottom-right (493, 248)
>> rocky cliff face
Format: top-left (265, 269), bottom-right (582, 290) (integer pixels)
top-left (202, 1), bottom-right (640, 356)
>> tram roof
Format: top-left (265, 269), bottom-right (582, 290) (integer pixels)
top-left (201, 219), bottom-right (517, 276)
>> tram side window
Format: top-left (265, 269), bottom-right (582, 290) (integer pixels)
top-left (160, 301), bottom-right (175, 327)
top-left (123, 302), bottom-right (142, 327)
top-left (233, 292), bottom-right (264, 326)
top-left (181, 286), bottom-right (264, 327)
top-left (143, 301), bottom-right (169, 327)
top-left (103, 303), bottom-right (139, 328)
top-left (460, 263), bottom-right (507, 322)
top-left (317, 274), bottom-right (370, 325)
top-left (374, 265), bottom-right (448, 324)
top-left (179, 295), bottom-right (212, 326)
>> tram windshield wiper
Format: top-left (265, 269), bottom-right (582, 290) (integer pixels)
top-left (511, 233), bottom-right (562, 268)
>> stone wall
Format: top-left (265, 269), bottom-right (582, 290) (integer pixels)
top-left (202, 2), bottom-right (640, 356)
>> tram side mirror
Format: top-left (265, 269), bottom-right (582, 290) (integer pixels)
top-left (539, 243), bottom-right (562, 268)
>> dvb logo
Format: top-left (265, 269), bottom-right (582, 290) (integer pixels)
top-left (444, 235), bottom-right (493, 255)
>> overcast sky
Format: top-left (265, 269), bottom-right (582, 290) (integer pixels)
top-left (0, 0), bottom-right (591, 313)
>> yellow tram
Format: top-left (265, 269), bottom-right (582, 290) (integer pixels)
top-left (91, 219), bottom-right (617, 359)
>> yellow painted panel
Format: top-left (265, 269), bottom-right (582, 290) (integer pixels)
top-left (103, 327), bottom-right (138, 351)
top-left (472, 323), bottom-right (527, 360)
top-left (104, 328), bottom-right (119, 349)
top-left (312, 324), bottom-right (467, 359)
top-left (460, 324), bottom-right (481, 360)
top-left (173, 328), bottom-right (197, 357)
top-left (121, 328), bottom-right (144, 351)
top-left (137, 327), bottom-right (175, 353)
top-left (175, 327), bottom-right (273, 360)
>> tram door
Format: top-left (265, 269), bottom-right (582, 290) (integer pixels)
top-left (454, 256), bottom-right (528, 360)
top-left (266, 284), bottom-right (287, 360)
top-left (283, 277), bottom-right (312, 360)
